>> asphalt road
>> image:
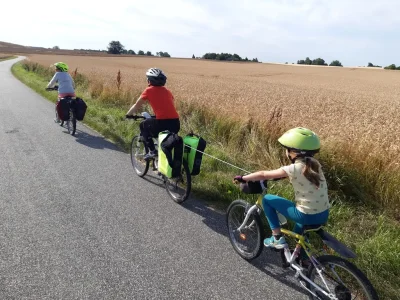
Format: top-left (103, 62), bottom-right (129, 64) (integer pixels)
top-left (0, 58), bottom-right (307, 299)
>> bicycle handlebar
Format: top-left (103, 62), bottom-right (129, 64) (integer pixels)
top-left (125, 114), bottom-right (156, 120)
top-left (45, 85), bottom-right (59, 91)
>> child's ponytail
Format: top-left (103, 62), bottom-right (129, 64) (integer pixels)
top-left (303, 157), bottom-right (323, 187)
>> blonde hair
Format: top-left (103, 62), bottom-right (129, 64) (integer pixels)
top-left (302, 157), bottom-right (323, 187)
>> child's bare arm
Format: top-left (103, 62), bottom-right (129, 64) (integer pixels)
top-left (242, 168), bottom-right (287, 181)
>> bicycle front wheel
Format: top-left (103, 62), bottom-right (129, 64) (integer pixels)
top-left (130, 135), bottom-right (149, 177)
top-left (226, 200), bottom-right (264, 260)
top-left (306, 255), bottom-right (379, 300)
top-left (165, 160), bottom-right (191, 203)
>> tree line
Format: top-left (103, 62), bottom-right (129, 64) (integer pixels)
top-left (199, 52), bottom-right (260, 62)
top-left (107, 41), bottom-right (171, 57)
top-left (384, 64), bottom-right (400, 70)
top-left (70, 41), bottom-right (400, 69)
top-left (297, 57), bottom-right (343, 67)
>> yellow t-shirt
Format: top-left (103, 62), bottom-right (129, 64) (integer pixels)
top-left (281, 161), bottom-right (330, 214)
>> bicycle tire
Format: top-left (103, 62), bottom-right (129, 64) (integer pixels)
top-left (306, 255), bottom-right (379, 300)
top-left (164, 160), bottom-right (191, 203)
top-left (70, 109), bottom-right (76, 136)
top-left (130, 135), bottom-right (149, 177)
top-left (226, 200), bottom-right (264, 260)
top-left (65, 109), bottom-right (75, 135)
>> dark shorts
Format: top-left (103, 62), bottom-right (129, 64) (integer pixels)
top-left (139, 118), bottom-right (180, 139)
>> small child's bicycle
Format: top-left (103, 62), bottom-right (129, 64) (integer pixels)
top-left (126, 113), bottom-right (191, 203)
top-left (226, 180), bottom-right (379, 300)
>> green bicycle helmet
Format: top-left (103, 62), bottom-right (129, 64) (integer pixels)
top-left (278, 127), bottom-right (320, 153)
top-left (54, 62), bottom-right (69, 72)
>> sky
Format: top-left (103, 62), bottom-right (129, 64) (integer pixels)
top-left (1, 0), bottom-right (399, 66)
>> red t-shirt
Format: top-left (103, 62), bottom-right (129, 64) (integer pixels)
top-left (141, 86), bottom-right (179, 120)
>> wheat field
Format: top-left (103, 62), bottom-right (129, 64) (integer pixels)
top-left (26, 54), bottom-right (400, 155)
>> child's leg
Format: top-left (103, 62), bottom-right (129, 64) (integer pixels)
top-left (262, 194), bottom-right (304, 232)
top-left (140, 119), bottom-right (157, 151)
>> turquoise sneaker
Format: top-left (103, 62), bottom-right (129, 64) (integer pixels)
top-left (264, 236), bottom-right (287, 249)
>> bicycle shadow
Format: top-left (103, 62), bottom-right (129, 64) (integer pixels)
top-left (181, 197), bottom-right (229, 238)
top-left (249, 251), bottom-right (309, 296)
top-left (139, 171), bottom-right (165, 189)
top-left (69, 129), bottom-right (125, 153)
top-left (181, 197), bottom-right (309, 297)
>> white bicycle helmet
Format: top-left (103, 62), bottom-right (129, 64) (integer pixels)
top-left (146, 68), bottom-right (167, 86)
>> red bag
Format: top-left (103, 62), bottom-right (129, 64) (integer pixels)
top-left (56, 98), bottom-right (70, 121)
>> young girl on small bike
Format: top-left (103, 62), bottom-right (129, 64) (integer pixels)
top-left (47, 62), bottom-right (76, 122)
top-left (234, 127), bottom-right (330, 249)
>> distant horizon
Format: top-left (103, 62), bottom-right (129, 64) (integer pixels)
top-left (0, 40), bottom-right (390, 68)
top-left (1, 0), bottom-right (399, 67)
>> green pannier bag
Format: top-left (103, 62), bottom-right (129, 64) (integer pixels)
top-left (158, 131), bottom-right (184, 178)
top-left (183, 133), bottom-right (207, 176)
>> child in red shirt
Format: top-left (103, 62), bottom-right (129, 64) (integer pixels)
top-left (126, 68), bottom-right (180, 160)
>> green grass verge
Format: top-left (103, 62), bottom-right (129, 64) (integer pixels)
top-left (12, 61), bottom-right (400, 300)
top-left (0, 55), bottom-right (17, 62)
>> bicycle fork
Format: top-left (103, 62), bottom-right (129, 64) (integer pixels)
top-left (237, 204), bottom-right (259, 232)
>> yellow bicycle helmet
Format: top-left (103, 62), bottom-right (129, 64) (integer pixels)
top-left (278, 127), bottom-right (320, 153)
top-left (54, 62), bottom-right (69, 72)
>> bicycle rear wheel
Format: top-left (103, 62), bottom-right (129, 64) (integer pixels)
top-left (226, 200), bottom-right (264, 260)
top-left (306, 255), bottom-right (379, 300)
top-left (164, 160), bottom-right (191, 203)
top-left (67, 109), bottom-right (76, 135)
top-left (130, 135), bottom-right (149, 177)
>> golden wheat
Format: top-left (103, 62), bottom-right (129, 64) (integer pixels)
top-left (26, 54), bottom-right (400, 156)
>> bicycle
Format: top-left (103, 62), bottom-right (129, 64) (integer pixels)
top-left (126, 113), bottom-right (192, 203)
top-left (46, 85), bottom-right (77, 135)
top-left (226, 180), bottom-right (379, 300)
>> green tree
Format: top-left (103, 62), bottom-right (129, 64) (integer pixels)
top-left (384, 64), bottom-right (397, 70)
top-left (203, 53), bottom-right (217, 59)
top-left (312, 58), bottom-right (327, 65)
top-left (146, 51), bottom-right (153, 56)
top-left (232, 53), bottom-right (242, 61)
top-left (304, 57), bottom-right (312, 65)
top-left (107, 41), bottom-right (125, 54)
top-left (127, 50), bottom-right (136, 55)
top-left (329, 60), bottom-right (343, 67)
top-left (156, 51), bottom-right (171, 57)
top-left (52, 46), bottom-right (60, 50)
top-left (192, 54), bottom-right (195, 59)
top-left (367, 62), bottom-right (374, 67)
